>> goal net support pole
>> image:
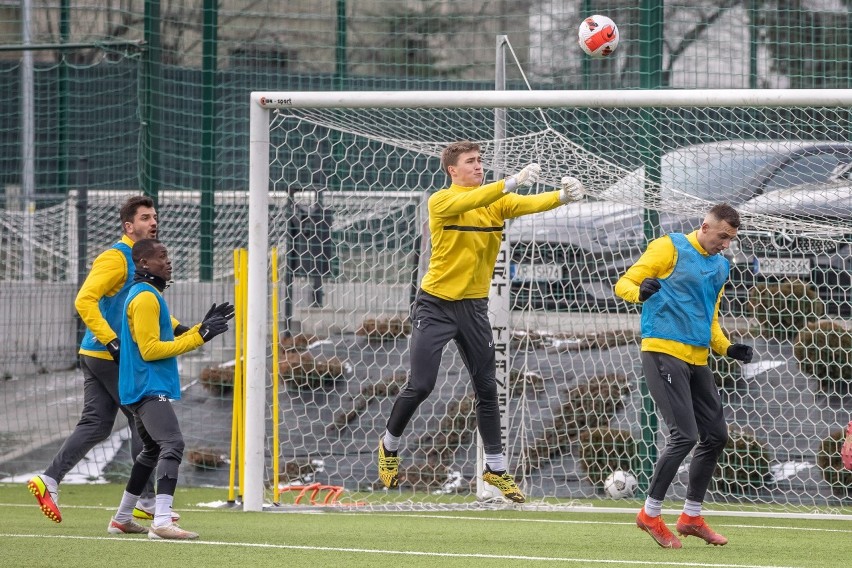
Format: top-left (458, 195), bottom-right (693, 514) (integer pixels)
top-left (475, 34), bottom-right (512, 501)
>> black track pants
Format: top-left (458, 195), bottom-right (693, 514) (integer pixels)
top-left (386, 290), bottom-right (502, 454)
top-left (124, 396), bottom-right (185, 497)
top-left (642, 351), bottom-right (728, 502)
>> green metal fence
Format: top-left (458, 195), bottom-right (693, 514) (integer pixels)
top-left (3, 1), bottom-right (851, 279)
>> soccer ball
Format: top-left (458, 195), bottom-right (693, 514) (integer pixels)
top-left (603, 469), bottom-right (638, 499)
top-left (578, 15), bottom-right (620, 58)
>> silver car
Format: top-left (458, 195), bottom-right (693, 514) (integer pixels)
top-left (508, 140), bottom-right (852, 311)
top-left (735, 161), bottom-right (852, 315)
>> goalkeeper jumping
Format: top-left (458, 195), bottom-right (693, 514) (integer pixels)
top-left (378, 140), bottom-right (583, 502)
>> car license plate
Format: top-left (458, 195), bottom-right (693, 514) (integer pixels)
top-left (754, 257), bottom-right (811, 276)
top-left (512, 263), bottom-right (561, 281)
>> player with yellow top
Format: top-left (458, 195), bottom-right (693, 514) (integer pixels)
top-left (107, 238), bottom-right (232, 539)
top-left (28, 196), bottom-right (174, 524)
top-left (615, 203), bottom-right (753, 548)
top-left (378, 140), bottom-right (584, 502)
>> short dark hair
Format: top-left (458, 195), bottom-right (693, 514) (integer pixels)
top-left (708, 203), bottom-right (740, 229)
top-left (441, 140), bottom-right (480, 174)
top-left (131, 238), bottom-right (162, 266)
top-left (120, 195), bottom-right (155, 227)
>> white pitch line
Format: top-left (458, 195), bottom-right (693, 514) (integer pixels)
top-left (1, 503), bottom-right (850, 534)
top-left (0, 502), bottom-right (217, 514)
top-left (354, 512), bottom-right (852, 534)
top-left (0, 533), bottom-right (807, 568)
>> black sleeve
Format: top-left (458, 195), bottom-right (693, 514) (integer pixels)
top-left (174, 323), bottom-right (192, 337)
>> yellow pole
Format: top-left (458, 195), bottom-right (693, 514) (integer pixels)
top-left (239, 247), bottom-right (249, 497)
top-left (227, 248), bottom-right (242, 503)
top-left (271, 247), bottom-right (280, 503)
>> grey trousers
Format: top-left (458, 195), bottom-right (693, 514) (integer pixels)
top-left (386, 290), bottom-right (502, 454)
top-left (124, 395), bottom-right (185, 496)
top-left (641, 351), bottom-right (728, 502)
top-left (44, 355), bottom-right (154, 499)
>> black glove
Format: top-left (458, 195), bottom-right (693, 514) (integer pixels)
top-left (727, 343), bottom-right (754, 363)
top-left (638, 278), bottom-right (662, 301)
top-left (215, 301), bottom-right (236, 321)
top-left (204, 302), bottom-right (236, 322)
top-left (199, 313), bottom-right (229, 343)
top-left (106, 338), bottom-right (120, 364)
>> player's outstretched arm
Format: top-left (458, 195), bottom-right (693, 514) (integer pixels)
top-left (131, 292), bottom-right (205, 361)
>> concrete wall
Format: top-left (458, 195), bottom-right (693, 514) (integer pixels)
top-left (0, 281), bottom-right (234, 378)
top-left (0, 278), bottom-right (415, 378)
top-left (0, 283), bottom-right (78, 377)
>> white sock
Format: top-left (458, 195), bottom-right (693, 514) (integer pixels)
top-left (40, 474), bottom-right (58, 492)
top-left (38, 475), bottom-right (59, 506)
top-left (643, 497), bottom-right (663, 518)
top-left (153, 494), bottom-right (175, 527)
top-left (485, 453), bottom-right (506, 472)
top-left (682, 499), bottom-right (702, 517)
top-left (115, 491), bottom-right (140, 523)
top-left (383, 431), bottom-right (401, 453)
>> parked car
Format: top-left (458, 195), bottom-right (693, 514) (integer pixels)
top-left (733, 162), bottom-right (852, 315)
top-left (508, 140), bottom-right (852, 311)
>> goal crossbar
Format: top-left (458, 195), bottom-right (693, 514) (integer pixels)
top-left (252, 89), bottom-right (852, 110)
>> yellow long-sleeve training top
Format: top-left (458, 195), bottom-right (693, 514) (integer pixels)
top-left (126, 288), bottom-right (204, 362)
top-left (75, 234), bottom-right (181, 360)
top-left (420, 179), bottom-right (563, 300)
top-left (614, 230), bottom-right (732, 366)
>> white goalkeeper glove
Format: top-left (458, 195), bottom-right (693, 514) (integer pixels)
top-left (559, 176), bottom-right (585, 204)
top-left (504, 163), bottom-right (541, 193)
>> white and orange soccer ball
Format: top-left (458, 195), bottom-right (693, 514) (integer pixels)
top-left (603, 469), bottom-right (638, 499)
top-left (578, 15), bottom-right (620, 58)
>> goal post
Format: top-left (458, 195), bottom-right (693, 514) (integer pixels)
top-left (244, 100), bottom-right (271, 512)
top-left (247, 89), bottom-right (852, 515)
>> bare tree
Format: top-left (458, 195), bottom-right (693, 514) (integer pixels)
top-left (661, 0), bottom-right (741, 86)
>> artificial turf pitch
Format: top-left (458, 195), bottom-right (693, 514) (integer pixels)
top-left (1, 483), bottom-right (849, 568)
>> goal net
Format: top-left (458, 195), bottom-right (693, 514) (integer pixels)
top-left (245, 89), bottom-right (852, 515)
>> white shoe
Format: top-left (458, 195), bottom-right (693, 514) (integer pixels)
top-left (107, 517), bottom-right (148, 534)
top-left (148, 522), bottom-right (199, 540)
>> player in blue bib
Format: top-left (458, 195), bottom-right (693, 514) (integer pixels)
top-left (616, 203), bottom-right (754, 549)
top-left (107, 239), bottom-right (233, 540)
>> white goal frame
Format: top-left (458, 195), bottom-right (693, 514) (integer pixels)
top-left (246, 88), bottom-right (852, 512)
